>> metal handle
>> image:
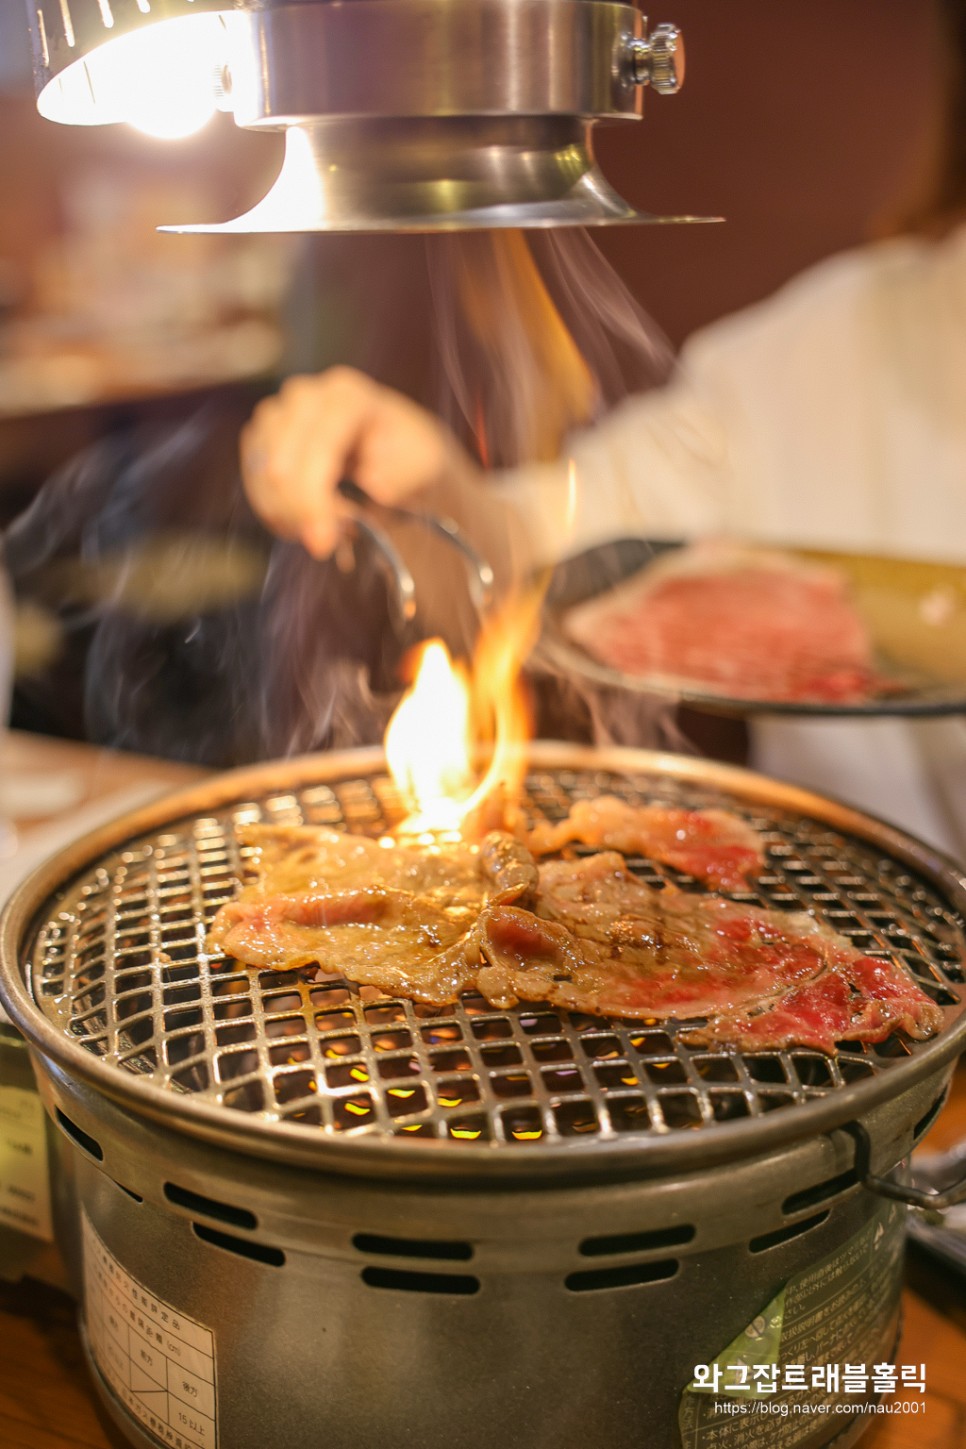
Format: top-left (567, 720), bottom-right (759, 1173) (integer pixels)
top-left (343, 511), bottom-right (417, 625)
top-left (844, 1120), bottom-right (966, 1221)
top-left (628, 22), bottom-right (686, 94)
top-left (411, 512), bottom-right (496, 614)
top-left (864, 1169), bottom-right (966, 1215)
top-left (338, 479), bottom-right (495, 618)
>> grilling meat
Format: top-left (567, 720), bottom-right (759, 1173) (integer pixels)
top-left (527, 796), bottom-right (764, 891)
top-left (217, 824), bottom-right (485, 902)
top-left (564, 542), bottom-right (895, 705)
top-left (480, 854), bottom-right (943, 1051)
top-left (688, 955), bottom-right (945, 1054)
top-left (207, 824), bottom-right (532, 984)
top-left (208, 823), bottom-right (943, 1053)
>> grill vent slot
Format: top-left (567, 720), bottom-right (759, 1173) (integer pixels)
top-left (55, 1108), bottom-right (103, 1162)
top-left (353, 1232), bottom-right (473, 1261)
top-left (783, 1169), bottom-right (859, 1216)
top-left (565, 1259), bottom-right (679, 1293)
top-left (164, 1182), bottom-right (258, 1230)
top-left (192, 1223), bottom-right (285, 1267)
top-left (361, 1266), bottom-right (480, 1295)
top-left (749, 1211), bottom-right (829, 1253)
top-left (579, 1225), bottom-right (695, 1257)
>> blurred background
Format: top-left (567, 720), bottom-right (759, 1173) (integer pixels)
top-left (0, 0), bottom-right (951, 762)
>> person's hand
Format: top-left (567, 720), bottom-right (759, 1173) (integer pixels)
top-left (241, 367), bottom-right (474, 556)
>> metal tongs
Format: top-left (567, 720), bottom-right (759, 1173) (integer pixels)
top-left (337, 478), bottom-right (496, 625)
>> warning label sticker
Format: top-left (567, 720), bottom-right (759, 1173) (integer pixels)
top-left (83, 1213), bottom-right (218, 1449)
top-left (678, 1200), bottom-right (906, 1448)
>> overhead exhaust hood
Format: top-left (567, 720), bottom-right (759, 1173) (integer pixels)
top-left (25, 0), bottom-right (715, 231)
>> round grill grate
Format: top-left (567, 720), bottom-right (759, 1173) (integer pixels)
top-left (22, 750), bottom-right (966, 1157)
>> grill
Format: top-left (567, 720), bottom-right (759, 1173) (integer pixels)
top-left (6, 743), bottom-right (966, 1177)
top-left (2, 743), bottom-right (965, 1449)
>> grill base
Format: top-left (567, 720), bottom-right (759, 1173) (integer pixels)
top-left (42, 1056), bottom-right (947, 1449)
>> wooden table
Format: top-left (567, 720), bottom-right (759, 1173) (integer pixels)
top-left (0, 731), bottom-right (964, 1449)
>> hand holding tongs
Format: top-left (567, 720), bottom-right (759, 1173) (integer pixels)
top-left (337, 478), bottom-right (496, 626)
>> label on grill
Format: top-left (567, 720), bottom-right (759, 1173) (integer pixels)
top-left (82, 1213), bottom-right (218, 1449)
top-left (678, 1199), bottom-right (906, 1448)
top-left (0, 1085), bottom-right (53, 1242)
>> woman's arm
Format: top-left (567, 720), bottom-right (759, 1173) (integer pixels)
top-left (240, 359), bottom-right (732, 575)
top-left (241, 235), bottom-right (903, 573)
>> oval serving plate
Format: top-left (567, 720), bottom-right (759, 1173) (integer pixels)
top-left (537, 538), bottom-right (966, 717)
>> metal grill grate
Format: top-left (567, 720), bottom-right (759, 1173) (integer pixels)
top-left (25, 754), bottom-right (966, 1152)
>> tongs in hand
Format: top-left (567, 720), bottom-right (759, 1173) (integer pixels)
top-left (337, 479), bottom-right (495, 626)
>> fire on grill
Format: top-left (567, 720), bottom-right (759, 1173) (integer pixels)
top-left (205, 603), bottom-right (944, 1056)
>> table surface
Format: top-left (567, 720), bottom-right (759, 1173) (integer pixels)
top-left (0, 730), bottom-right (965, 1449)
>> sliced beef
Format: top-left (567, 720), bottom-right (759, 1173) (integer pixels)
top-left (565, 542), bottom-right (894, 705)
top-left (207, 821), bottom-right (942, 1055)
top-left (528, 795), bottom-right (764, 890)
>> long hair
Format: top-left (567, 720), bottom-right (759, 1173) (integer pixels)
top-left (892, 0), bottom-right (966, 233)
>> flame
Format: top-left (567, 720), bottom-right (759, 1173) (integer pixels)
top-left (386, 236), bottom-right (596, 834)
top-left (452, 233), bottom-right (596, 463)
top-left (466, 588), bottom-right (542, 827)
top-left (564, 458), bottom-right (579, 538)
top-left (384, 640), bottom-right (474, 834)
top-left (384, 590), bottom-right (541, 836)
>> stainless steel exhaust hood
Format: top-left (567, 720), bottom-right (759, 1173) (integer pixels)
top-left (26, 0), bottom-right (714, 231)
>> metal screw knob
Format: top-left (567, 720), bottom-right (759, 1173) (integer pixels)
top-left (629, 22), bottom-right (686, 95)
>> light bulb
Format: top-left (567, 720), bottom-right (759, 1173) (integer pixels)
top-left (38, 13), bottom-right (237, 137)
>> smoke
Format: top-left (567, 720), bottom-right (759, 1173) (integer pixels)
top-left (6, 229), bottom-right (698, 768)
top-left (6, 407), bottom-right (403, 765)
top-left (426, 229), bottom-right (673, 468)
top-left (426, 228), bottom-right (687, 755)
top-left (255, 538), bottom-right (399, 757)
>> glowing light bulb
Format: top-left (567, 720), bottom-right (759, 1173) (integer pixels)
top-left (38, 14), bottom-right (237, 137)
top-left (108, 18), bottom-right (221, 138)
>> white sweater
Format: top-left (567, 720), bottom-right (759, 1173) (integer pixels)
top-left (509, 224), bottom-right (966, 861)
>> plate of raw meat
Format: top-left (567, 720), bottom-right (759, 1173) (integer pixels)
top-left (539, 538), bottom-right (966, 715)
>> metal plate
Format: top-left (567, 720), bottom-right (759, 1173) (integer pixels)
top-left (539, 540), bottom-right (966, 717)
top-left (2, 744), bottom-right (965, 1180)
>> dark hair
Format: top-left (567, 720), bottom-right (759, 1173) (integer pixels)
top-left (896, 0), bottom-right (966, 233)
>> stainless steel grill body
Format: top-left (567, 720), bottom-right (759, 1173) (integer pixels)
top-left (2, 743), bottom-right (965, 1449)
top-left (5, 744), bottom-right (964, 1173)
top-left (43, 1060), bottom-right (931, 1449)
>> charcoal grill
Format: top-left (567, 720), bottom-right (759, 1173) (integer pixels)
top-left (2, 742), bottom-right (966, 1449)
